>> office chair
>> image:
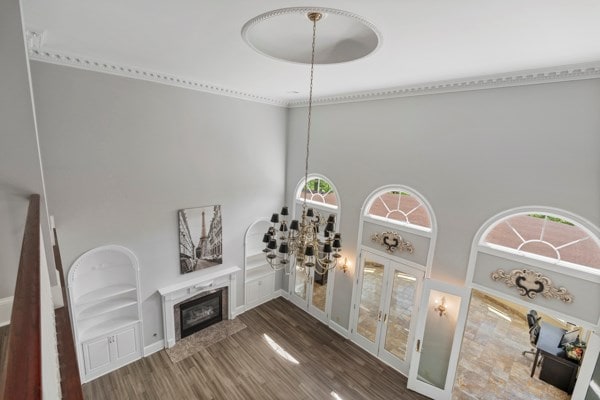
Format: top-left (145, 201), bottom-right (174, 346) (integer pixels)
top-left (522, 310), bottom-right (541, 357)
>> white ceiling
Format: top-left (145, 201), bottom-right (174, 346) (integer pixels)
top-left (21, 0), bottom-right (600, 105)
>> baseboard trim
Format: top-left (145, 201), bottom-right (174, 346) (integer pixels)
top-left (0, 296), bottom-right (13, 327)
top-left (276, 289), bottom-right (289, 300)
top-left (143, 340), bottom-right (164, 357)
top-left (233, 305), bottom-right (246, 318)
top-left (328, 320), bottom-right (350, 338)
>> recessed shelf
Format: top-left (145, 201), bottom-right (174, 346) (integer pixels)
top-left (77, 298), bottom-right (138, 321)
top-left (69, 245), bottom-right (143, 381)
top-left (76, 284), bottom-right (136, 306)
top-left (247, 254), bottom-right (270, 270)
top-left (79, 317), bottom-right (139, 342)
top-left (245, 219), bottom-right (276, 310)
top-left (247, 264), bottom-right (275, 282)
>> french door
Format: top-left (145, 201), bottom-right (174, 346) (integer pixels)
top-left (407, 279), bottom-right (471, 400)
top-left (288, 261), bottom-right (334, 323)
top-left (350, 250), bottom-right (424, 376)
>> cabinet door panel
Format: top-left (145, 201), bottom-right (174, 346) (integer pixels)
top-left (113, 325), bottom-right (138, 361)
top-left (246, 280), bottom-right (261, 304)
top-left (83, 336), bottom-right (111, 373)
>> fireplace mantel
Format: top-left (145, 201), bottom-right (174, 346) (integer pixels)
top-left (158, 265), bottom-right (240, 348)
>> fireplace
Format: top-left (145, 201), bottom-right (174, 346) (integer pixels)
top-left (174, 287), bottom-right (227, 341)
top-left (179, 290), bottom-right (223, 338)
top-left (158, 265), bottom-right (239, 348)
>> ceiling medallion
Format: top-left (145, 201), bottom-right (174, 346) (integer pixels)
top-left (490, 268), bottom-right (573, 303)
top-left (241, 7), bottom-right (380, 64)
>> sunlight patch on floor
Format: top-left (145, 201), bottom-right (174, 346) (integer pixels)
top-left (263, 334), bottom-right (299, 364)
top-left (487, 305), bottom-right (512, 322)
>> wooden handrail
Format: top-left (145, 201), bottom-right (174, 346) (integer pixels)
top-left (53, 227), bottom-right (84, 400)
top-left (2, 194), bottom-right (41, 400)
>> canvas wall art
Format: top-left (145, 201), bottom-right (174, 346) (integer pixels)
top-left (178, 205), bottom-right (223, 274)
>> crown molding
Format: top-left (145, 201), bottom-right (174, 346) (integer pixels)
top-left (28, 47), bottom-right (288, 107)
top-left (288, 63), bottom-right (600, 107)
top-left (27, 44), bottom-right (600, 109)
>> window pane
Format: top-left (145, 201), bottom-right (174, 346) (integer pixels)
top-left (367, 191), bottom-right (431, 229)
top-left (483, 213), bottom-right (600, 269)
top-left (297, 177), bottom-right (338, 208)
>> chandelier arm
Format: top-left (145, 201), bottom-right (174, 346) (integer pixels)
top-left (314, 259), bottom-right (337, 274)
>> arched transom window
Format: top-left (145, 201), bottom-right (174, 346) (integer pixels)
top-left (365, 190), bottom-right (431, 230)
top-left (482, 212), bottom-right (600, 269)
top-left (296, 176), bottom-right (338, 209)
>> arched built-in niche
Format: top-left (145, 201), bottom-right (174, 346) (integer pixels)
top-left (244, 218), bottom-right (275, 310)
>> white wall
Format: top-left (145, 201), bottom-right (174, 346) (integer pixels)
top-left (30, 62), bottom-right (287, 346)
top-left (0, 0), bottom-right (50, 299)
top-left (286, 79), bottom-right (600, 328)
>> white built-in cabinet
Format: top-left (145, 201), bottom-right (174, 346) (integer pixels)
top-left (68, 245), bottom-right (143, 382)
top-left (244, 219), bottom-right (275, 309)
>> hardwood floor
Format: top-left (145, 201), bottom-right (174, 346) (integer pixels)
top-left (82, 298), bottom-right (429, 400)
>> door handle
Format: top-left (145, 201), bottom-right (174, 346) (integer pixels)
top-left (383, 313), bottom-right (388, 323)
top-left (416, 339), bottom-right (421, 352)
top-left (377, 311), bottom-right (382, 322)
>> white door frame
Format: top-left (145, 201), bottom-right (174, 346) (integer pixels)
top-left (378, 260), bottom-right (425, 375)
top-left (349, 249), bottom-right (425, 375)
top-left (571, 331), bottom-right (600, 399)
top-left (407, 279), bottom-right (471, 400)
top-left (350, 251), bottom-right (389, 354)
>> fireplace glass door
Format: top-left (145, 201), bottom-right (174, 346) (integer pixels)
top-left (180, 291), bottom-right (223, 338)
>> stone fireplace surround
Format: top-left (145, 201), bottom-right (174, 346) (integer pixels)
top-left (158, 265), bottom-right (240, 348)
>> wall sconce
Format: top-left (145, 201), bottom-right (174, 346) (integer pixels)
top-left (340, 257), bottom-right (350, 274)
top-left (434, 296), bottom-right (447, 317)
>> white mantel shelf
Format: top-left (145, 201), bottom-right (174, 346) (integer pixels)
top-left (158, 265), bottom-right (240, 297)
top-left (158, 265), bottom-right (240, 348)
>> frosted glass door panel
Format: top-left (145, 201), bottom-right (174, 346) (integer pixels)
top-left (417, 290), bottom-right (462, 389)
top-left (311, 266), bottom-right (328, 312)
top-left (384, 271), bottom-right (417, 361)
top-left (357, 260), bottom-right (385, 343)
top-left (293, 266), bottom-right (307, 300)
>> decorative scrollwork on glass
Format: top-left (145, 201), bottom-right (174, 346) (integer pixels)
top-left (371, 231), bottom-right (414, 254)
top-left (490, 268), bottom-right (573, 303)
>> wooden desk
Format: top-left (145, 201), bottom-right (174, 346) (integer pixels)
top-left (531, 323), bottom-right (579, 394)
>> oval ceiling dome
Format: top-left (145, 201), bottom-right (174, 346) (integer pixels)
top-left (242, 7), bottom-right (381, 64)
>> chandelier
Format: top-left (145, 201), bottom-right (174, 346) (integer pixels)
top-left (263, 11), bottom-right (342, 275)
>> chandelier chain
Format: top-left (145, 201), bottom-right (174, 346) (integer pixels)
top-left (303, 15), bottom-right (317, 210)
top-left (263, 12), bottom-right (341, 275)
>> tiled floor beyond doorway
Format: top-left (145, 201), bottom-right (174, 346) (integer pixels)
top-left (452, 290), bottom-right (570, 400)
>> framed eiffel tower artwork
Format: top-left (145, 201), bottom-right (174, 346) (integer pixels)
top-left (178, 205), bottom-right (223, 274)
